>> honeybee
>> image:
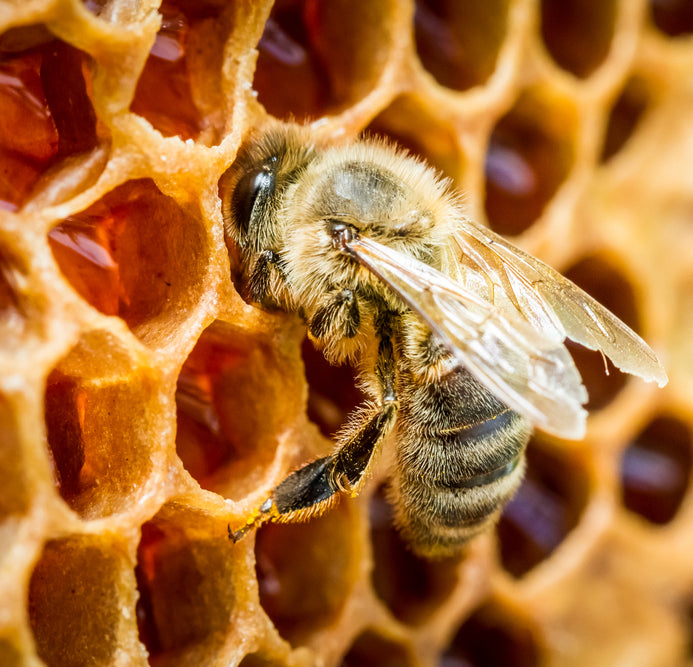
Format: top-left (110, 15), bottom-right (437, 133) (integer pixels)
top-left (220, 126), bottom-right (667, 558)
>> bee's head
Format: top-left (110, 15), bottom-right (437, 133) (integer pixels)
top-left (220, 128), bottom-right (316, 257)
top-left (279, 141), bottom-right (448, 296)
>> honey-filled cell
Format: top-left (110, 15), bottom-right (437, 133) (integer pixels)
top-left (0, 28), bottom-right (99, 210)
top-left (621, 416), bottom-right (692, 525)
top-left (414, 0), bottom-right (509, 91)
top-left (299, 0), bottom-right (397, 106)
top-left (130, 0), bottom-right (231, 142)
top-left (253, 0), bottom-right (334, 121)
top-left (48, 179), bottom-right (208, 349)
top-left (540, 0), bottom-right (616, 78)
top-left (175, 338), bottom-right (243, 489)
top-left (176, 322), bottom-right (306, 499)
top-left (484, 91), bottom-right (575, 235)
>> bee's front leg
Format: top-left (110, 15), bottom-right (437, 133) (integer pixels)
top-left (309, 288), bottom-right (361, 339)
top-left (229, 324), bottom-right (397, 541)
top-left (247, 250), bottom-right (286, 306)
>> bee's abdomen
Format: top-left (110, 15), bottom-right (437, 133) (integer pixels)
top-left (392, 366), bottom-right (531, 557)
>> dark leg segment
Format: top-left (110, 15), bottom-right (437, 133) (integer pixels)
top-left (230, 317), bottom-right (398, 542)
top-left (272, 402), bottom-right (396, 515)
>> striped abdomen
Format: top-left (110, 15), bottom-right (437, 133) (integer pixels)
top-left (391, 363), bottom-right (531, 558)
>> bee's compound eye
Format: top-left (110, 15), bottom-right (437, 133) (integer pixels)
top-left (231, 166), bottom-right (275, 236)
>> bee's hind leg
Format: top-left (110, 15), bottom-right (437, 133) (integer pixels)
top-left (229, 396), bottom-right (397, 542)
top-left (229, 323), bottom-right (397, 541)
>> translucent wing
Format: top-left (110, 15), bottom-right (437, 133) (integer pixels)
top-left (343, 234), bottom-right (590, 439)
top-left (452, 218), bottom-right (668, 387)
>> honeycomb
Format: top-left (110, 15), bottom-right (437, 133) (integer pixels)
top-left (1, 0), bottom-right (693, 665)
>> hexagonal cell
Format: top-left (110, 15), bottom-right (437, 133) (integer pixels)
top-left (367, 96), bottom-right (465, 180)
top-left (563, 256), bottom-right (640, 411)
top-left (28, 534), bottom-right (141, 667)
top-left (414, 0), bottom-right (510, 91)
top-left (369, 487), bottom-right (460, 625)
top-left (0, 27), bottom-right (100, 210)
top-left (43, 331), bottom-right (163, 519)
top-left (135, 507), bottom-right (234, 662)
top-left (302, 338), bottom-right (363, 438)
top-left (254, 0), bottom-right (393, 121)
top-left (255, 500), bottom-right (357, 645)
top-left (253, 0), bottom-right (332, 121)
top-left (342, 630), bottom-right (416, 667)
top-left (650, 0), bottom-right (693, 37)
top-left (540, 0), bottom-right (616, 78)
top-left (47, 178), bottom-right (208, 349)
top-left (441, 601), bottom-right (543, 666)
top-left (621, 416), bottom-right (692, 525)
top-left (497, 438), bottom-right (590, 577)
top-left (484, 90), bottom-right (575, 235)
top-left (600, 76), bottom-right (652, 162)
top-left (310, 0), bottom-right (400, 102)
top-left (176, 321), bottom-right (306, 499)
top-left (130, 0), bottom-right (230, 143)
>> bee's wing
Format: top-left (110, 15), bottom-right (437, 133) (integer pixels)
top-left (345, 234), bottom-right (589, 439)
top-left (452, 218), bottom-right (668, 387)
